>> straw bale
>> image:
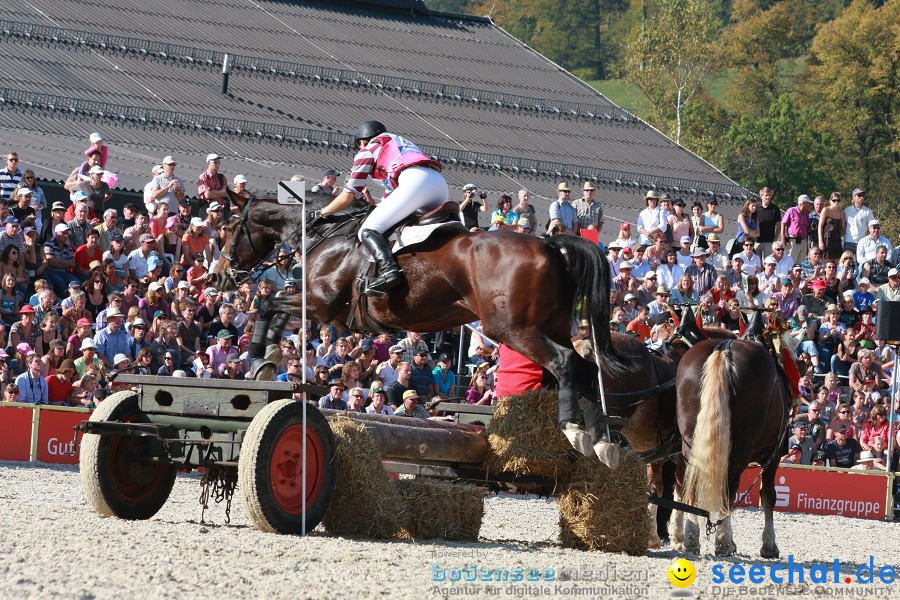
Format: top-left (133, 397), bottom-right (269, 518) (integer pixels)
top-left (557, 449), bottom-right (650, 555)
top-left (484, 389), bottom-right (575, 484)
top-left (394, 479), bottom-right (483, 541)
top-left (323, 417), bottom-right (403, 538)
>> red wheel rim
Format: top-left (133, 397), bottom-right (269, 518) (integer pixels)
top-left (107, 432), bottom-right (169, 503)
top-left (268, 424), bottom-right (326, 515)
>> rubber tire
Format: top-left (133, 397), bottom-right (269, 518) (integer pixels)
top-left (239, 400), bottom-right (337, 534)
top-left (80, 391), bottom-right (177, 520)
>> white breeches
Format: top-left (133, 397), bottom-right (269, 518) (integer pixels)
top-left (358, 166), bottom-right (449, 240)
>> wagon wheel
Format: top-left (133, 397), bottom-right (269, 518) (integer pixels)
top-left (238, 400), bottom-right (337, 534)
top-left (80, 391), bottom-right (177, 520)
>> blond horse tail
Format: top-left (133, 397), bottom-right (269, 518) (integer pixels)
top-left (682, 344), bottom-right (733, 522)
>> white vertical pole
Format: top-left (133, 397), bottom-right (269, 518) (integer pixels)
top-left (301, 193), bottom-right (307, 536)
top-left (887, 346), bottom-right (898, 472)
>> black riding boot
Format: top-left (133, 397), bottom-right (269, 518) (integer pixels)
top-left (359, 229), bottom-right (402, 296)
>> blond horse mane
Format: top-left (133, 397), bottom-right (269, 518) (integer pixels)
top-left (682, 345), bottom-right (733, 522)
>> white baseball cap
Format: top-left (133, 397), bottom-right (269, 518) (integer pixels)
top-left (190, 217), bottom-right (205, 228)
top-left (234, 174), bottom-right (248, 184)
top-left (54, 223), bottom-right (69, 234)
top-left (80, 339), bottom-right (96, 351)
top-left (205, 153), bottom-right (222, 163)
top-left (89, 132), bottom-right (103, 143)
top-left (88, 165), bottom-right (104, 175)
top-left (162, 155), bottom-right (176, 165)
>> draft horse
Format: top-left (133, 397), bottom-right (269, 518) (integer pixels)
top-left (671, 331), bottom-right (794, 558)
top-left (209, 189), bottom-right (628, 463)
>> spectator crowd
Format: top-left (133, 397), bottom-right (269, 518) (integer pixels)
top-left (0, 140), bottom-right (897, 471)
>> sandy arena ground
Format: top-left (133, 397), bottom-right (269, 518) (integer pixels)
top-left (0, 461), bottom-right (897, 600)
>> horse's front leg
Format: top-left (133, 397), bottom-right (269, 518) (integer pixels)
top-left (714, 516), bottom-right (737, 556)
top-left (647, 463), bottom-right (662, 549)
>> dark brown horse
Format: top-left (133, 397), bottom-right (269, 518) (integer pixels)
top-left (209, 189), bottom-right (628, 463)
top-left (671, 334), bottom-right (794, 557)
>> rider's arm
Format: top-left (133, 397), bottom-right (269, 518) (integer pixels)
top-left (321, 190), bottom-right (357, 216)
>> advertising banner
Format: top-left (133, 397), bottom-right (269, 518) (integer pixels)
top-left (0, 404), bottom-right (34, 461)
top-left (735, 465), bottom-right (890, 520)
top-left (35, 409), bottom-right (88, 464)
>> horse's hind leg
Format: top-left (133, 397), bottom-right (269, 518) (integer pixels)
top-left (647, 463), bottom-right (662, 549)
top-left (670, 457), bottom-right (688, 551)
top-left (759, 461), bottom-right (780, 558)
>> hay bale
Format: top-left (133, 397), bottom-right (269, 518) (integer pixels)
top-left (484, 389), bottom-right (575, 484)
top-left (557, 449), bottom-right (650, 555)
top-left (394, 479), bottom-right (483, 541)
top-left (322, 417), bottom-right (403, 538)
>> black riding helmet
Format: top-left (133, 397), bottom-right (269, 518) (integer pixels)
top-left (355, 120), bottom-right (386, 145)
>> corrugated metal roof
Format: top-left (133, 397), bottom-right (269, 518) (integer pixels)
top-left (0, 0), bottom-right (747, 240)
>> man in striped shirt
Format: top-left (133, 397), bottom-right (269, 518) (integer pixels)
top-left (318, 120), bottom-right (447, 296)
top-left (0, 152), bottom-right (23, 202)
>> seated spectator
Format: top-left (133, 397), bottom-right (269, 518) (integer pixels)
top-left (859, 406), bottom-right (892, 451)
top-left (385, 362), bottom-right (414, 408)
top-left (431, 353), bottom-right (457, 399)
top-left (849, 349), bottom-right (886, 392)
top-left (865, 436), bottom-right (889, 471)
top-left (72, 374), bottom-right (98, 407)
top-left (75, 338), bottom-right (101, 377)
top-left (852, 307), bottom-right (876, 349)
top-left (346, 387), bottom-right (366, 412)
top-left (832, 329), bottom-right (859, 378)
top-left (366, 386), bottom-right (394, 414)
top-left (697, 294), bottom-right (719, 328)
top-left (323, 337), bottom-right (351, 371)
top-left (16, 353), bottom-right (49, 404)
top-left (826, 404), bottom-right (856, 441)
top-left (156, 350), bottom-right (177, 376)
top-left (318, 373), bottom-right (348, 410)
top-left (39, 338), bottom-right (66, 377)
top-left (206, 329), bottom-right (238, 375)
top-left (794, 402), bottom-right (827, 449)
top-left (43, 225), bottom-right (79, 298)
top-left (824, 425), bottom-right (861, 468)
top-left (394, 389), bottom-right (430, 418)
top-left (465, 370), bottom-right (494, 405)
top-left (134, 347), bottom-right (155, 375)
top-left (93, 306), bottom-right (129, 370)
top-left (219, 354), bottom-right (245, 380)
top-left (150, 320), bottom-right (180, 372)
top-left (409, 350), bottom-right (434, 398)
top-left (3, 382), bottom-right (19, 403)
top-left (626, 305), bottom-right (652, 341)
top-left (780, 443), bottom-right (803, 465)
top-left (852, 278), bottom-right (875, 311)
top-left (787, 422), bottom-right (816, 465)
top-left (838, 290), bottom-right (860, 329)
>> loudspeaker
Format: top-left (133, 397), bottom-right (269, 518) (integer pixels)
top-left (875, 301), bottom-right (900, 341)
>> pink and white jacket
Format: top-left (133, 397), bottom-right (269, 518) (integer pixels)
top-left (343, 133), bottom-right (441, 195)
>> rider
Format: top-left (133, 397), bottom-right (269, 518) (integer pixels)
top-left (319, 120), bottom-right (448, 296)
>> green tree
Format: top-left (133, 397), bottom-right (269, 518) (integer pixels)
top-left (798, 0), bottom-right (899, 206)
top-left (624, 0), bottom-right (722, 143)
top-left (721, 94), bottom-right (837, 200)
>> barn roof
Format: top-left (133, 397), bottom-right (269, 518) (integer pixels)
top-left (0, 0), bottom-right (748, 231)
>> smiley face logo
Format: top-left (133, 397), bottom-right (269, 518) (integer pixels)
top-left (668, 558), bottom-right (696, 588)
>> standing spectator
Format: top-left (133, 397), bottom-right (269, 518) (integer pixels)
top-left (73, 166), bottom-right (112, 215)
top-left (16, 354), bottom-right (48, 404)
top-left (513, 189), bottom-right (536, 233)
top-left (637, 191), bottom-right (663, 245)
top-left (735, 198), bottom-right (760, 252)
top-left (84, 132), bottom-right (108, 168)
top-left (147, 156), bottom-right (185, 214)
top-left (458, 184), bottom-right (485, 230)
top-left (855, 220), bottom-right (892, 265)
top-left (573, 181), bottom-right (603, 233)
top-left (697, 199), bottom-right (725, 247)
top-left (756, 187), bottom-right (782, 257)
top-left (781, 195), bottom-right (813, 264)
top-left (843, 188), bottom-right (873, 254)
top-left (737, 239), bottom-right (761, 275)
top-left (310, 168), bottom-right (340, 196)
top-left (142, 165), bottom-right (164, 213)
top-left (548, 183), bottom-right (577, 234)
top-left (667, 199), bottom-right (692, 248)
top-left (196, 153), bottom-right (228, 210)
top-left (11, 187), bottom-right (36, 228)
top-left (817, 192), bottom-right (846, 261)
top-left (0, 152), bottom-right (23, 202)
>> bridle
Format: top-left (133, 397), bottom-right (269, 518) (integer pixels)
top-left (218, 197), bottom-right (276, 288)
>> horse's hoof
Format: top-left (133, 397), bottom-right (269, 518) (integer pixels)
top-left (561, 423), bottom-right (593, 457)
top-left (593, 439), bottom-right (620, 469)
top-left (249, 358), bottom-right (277, 381)
top-left (715, 543), bottom-right (737, 557)
top-left (760, 545), bottom-right (780, 559)
top-left (264, 344), bottom-right (283, 365)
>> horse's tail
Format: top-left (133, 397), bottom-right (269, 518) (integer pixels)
top-left (682, 341), bottom-right (734, 523)
top-left (545, 235), bottom-right (627, 375)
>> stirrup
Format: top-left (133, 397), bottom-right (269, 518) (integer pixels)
top-left (363, 270), bottom-right (401, 297)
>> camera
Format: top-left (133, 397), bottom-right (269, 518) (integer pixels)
top-left (479, 191), bottom-right (487, 200)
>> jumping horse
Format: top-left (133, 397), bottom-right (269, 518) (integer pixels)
top-left (208, 189), bottom-right (629, 465)
top-left (671, 314), bottom-right (796, 557)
